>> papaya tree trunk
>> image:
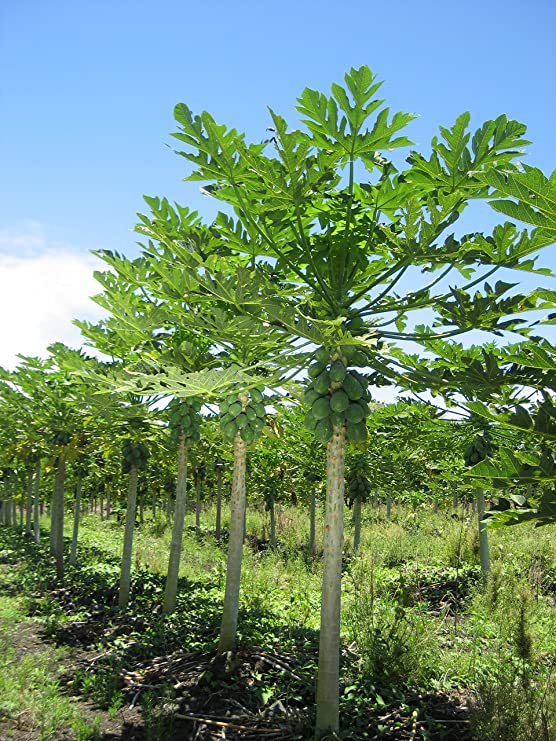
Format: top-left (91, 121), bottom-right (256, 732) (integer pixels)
top-left (476, 489), bottom-right (491, 576)
top-left (309, 490), bottom-right (316, 556)
top-left (33, 459), bottom-right (41, 543)
top-left (118, 464), bottom-right (139, 608)
top-left (315, 425), bottom-right (346, 737)
top-left (25, 468), bottom-right (33, 536)
top-left (218, 433), bottom-right (247, 653)
top-left (215, 469), bottom-right (223, 538)
top-left (69, 477), bottom-right (82, 565)
top-left (139, 486), bottom-right (144, 525)
top-left (106, 482), bottom-right (112, 519)
top-left (195, 474), bottom-right (202, 533)
top-left (352, 497), bottom-right (361, 553)
top-left (269, 497), bottom-right (276, 549)
top-left (51, 458), bottom-right (66, 580)
top-left (163, 432), bottom-right (188, 613)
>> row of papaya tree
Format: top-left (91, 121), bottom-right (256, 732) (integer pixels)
top-left (1, 65), bottom-right (555, 737)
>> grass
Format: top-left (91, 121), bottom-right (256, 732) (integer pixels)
top-left (0, 564), bottom-right (103, 740)
top-left (1, 497), bottom-right (555, 739)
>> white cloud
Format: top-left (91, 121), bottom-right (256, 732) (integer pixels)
top-left (0, 245), bottom-right (106, 370)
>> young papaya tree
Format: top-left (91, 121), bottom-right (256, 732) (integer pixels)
top-left (157, 64), bottom-right (554, 735)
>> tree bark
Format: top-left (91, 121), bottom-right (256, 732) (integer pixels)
top-left (218, 433), bottom-right (247, 653)
top-left (33, 460), bottom-right (41, 543)
top-left (215, 469), bottom-right (223, 538)
top-left (51, 458), bottom-right (66, 580)
top-left (118, 464), bottom-right (139, 608)
top-left (195, 474), bottom-right (202, 533)
top-left (106, 482), bottom-right (112, 519)
top-left (315, 425), bottom-right (346, 737)
top-left (25, 468), bottom-right (33, 536)
top-left (70, 478), bottom-right (82, 565)
top-left (352, 497), bottom-right (361, 552)
top-left (309, 490), bottom-right (316, 556)
top-left (386, 494), bottom-right (392, 520)
top-left (269, 497), bottom-right (276, 549)
top-left (476, 489), bottom-right (491, 576)
top-left (163, 432), bottom-right (188, 613)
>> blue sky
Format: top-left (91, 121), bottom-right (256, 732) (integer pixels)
top-left (0, 0), bottom-right (555, 367)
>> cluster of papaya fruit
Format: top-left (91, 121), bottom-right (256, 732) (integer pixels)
top-left (464, 434), bottom-right (491, 467)
top-left (168, 398), bottom-right (202, 444)
top-left (303, 347), bottom-right (371, 443)
top-left (121, 439), bottom-right (150, 474)
top-left (347, 471), bottom-right (372, 506)
top-left (52, 430), bottom-right (71, 446)
top-left (219, 387), bottom-right (266, 445)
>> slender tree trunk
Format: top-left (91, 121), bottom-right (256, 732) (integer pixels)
top-left (19, 496), bottom-right (24, 529)
top-left (269, 498), bottom-right (276, 549)
top-left (353, 497), bottom-right (361, 552)
top-left (118, 464), bottom-right (139, 608)
top-left (25, 468), bottom-right (33, 535)
top-left (70, 478), bottom-right (82, 565)
top-left (386, 494), bottom-right (392, 520)
top-left (476, 489), bottom-right (491, 576)
top-left (51, 458), bottom-right (66, 580)
top-left (100, 486), bottom-right (104, 521)
top-left (139, 487), bottom-right (144, 525)
top-left (152, 489), bottom-right (157, 519)
top-left (163, 432), bottom-right (188, 613)
top-left (215, 469), bottom-right (223, 538)
top-left (106, 482), bottom-right (112, 519)
top-left (373, 491), bottom-right (379, 509)
top-left (452, 492), bottom-right (458, 510)
top-left (309, 490), bottom-right (316, 556)
top-left (315, 425), bottom-right (346, 737)
top-left (218, 433), bottom-right (247, 653)
top-left (433, 499), bottom-right (438, 513)
top-left (166, 489), bottom-right (173, 521)
top-left (33, 459), bottom-right (41, 543)
top-left (195, 475), bottom-right (202, 533)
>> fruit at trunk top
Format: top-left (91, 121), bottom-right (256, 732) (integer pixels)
top-left (329, 360), bottom-right (347, 384)
top-left (315, 417), bottom-right (333, 443)
top-left (330, 389), bottom-right (350, 413)
top-left (343, 373), bottom-right (365, 401)
top-left (309, 361), bottom-right (327, 379)
top-left (312, 396), bottom-right (332, 420)
top-left (313, 371), bottom-right (331, 395)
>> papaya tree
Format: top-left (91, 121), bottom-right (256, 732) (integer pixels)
top-left (156, 64), bottom-right (554, 735)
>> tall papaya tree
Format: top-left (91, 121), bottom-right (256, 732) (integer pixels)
top-left (74, 248), bottom-right (297, 646)
top-left (151, 64), bottom-right (554, 735)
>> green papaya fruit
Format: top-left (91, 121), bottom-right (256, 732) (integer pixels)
top-left (330, 389), bottom-right (349, 413)
top-left (312, 396), bottom-right (331, 420)
top-left (347, 421), bottom-right (367, 443)
top-left (304, 411), bottom-right (318, 432)
top-left (329, 360), bottom-right (347, 384)
top-left (315, 417), bottom-right (333, 443)
top-left (343, 373), bottom-right (365, 401)
top-left (315, 347), bottom-right (330, 364)
top-left (229, 401), bottom-right (243, 418)
top-left (308, 361), bottom-right (327, 379)
top-left (240, 426), bottom-right (255, 444)
top-left (329, 412), bottom-right (345, 428)
top-left (250, 388), bottom-right (263, 404)
top-left (345, 403), bottom-right (365, 424)
top-left (313, 370), bottom-right (331, 395)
